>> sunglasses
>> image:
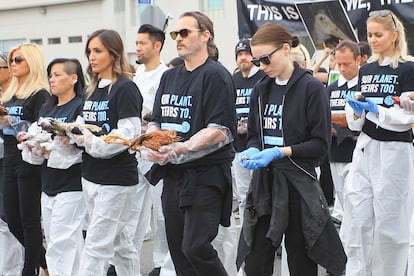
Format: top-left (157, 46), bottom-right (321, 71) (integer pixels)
top-left (251, 44), bottom-right (283, 67)
top-left (170, 28), bottom-right (200, 40)
top-left (11, 56), bottom-right (25, 64)
top-left (369, 10), bottom-right (397, 29)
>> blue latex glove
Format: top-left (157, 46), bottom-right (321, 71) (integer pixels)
top-left (241, 147), bottom-right (284, 170)
top-left (346, 96), bottom-right (365, 116)
top-left (346, 96), bottom-right (379, 116)
top-left (363, 98), bottom-right (379, 115)
top-left (238, 147), bottom-right (260, 162)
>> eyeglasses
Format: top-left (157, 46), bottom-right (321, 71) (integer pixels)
top-left (251, 44), bottom-right (283, 67)
top-left (369, 10), bottom-right (397, 29)
top-left (169, 28), bottom-right (200, 40)
top-left (11, 56), bottom-right (25, 64)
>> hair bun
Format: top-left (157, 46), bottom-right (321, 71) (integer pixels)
top-left (292, 36), bottom-right (300, 48)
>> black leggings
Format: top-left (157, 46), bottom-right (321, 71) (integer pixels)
top-left (3, 160), bottom-right (46, 276)
top-left (244, 184), bottom-right (318, 276)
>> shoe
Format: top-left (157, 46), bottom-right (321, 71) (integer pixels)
top-left (148, 267), bottom-right (161, 276)
top-left (107, 264), bottom-right (117, 276)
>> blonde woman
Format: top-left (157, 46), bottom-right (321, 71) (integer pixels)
top-left (0, 44), bottom-right (50, 276)
top-left (289, 36), bottom-right (311, 69)
top-left (343, 10), bottom-right (414, 276)
top-left (0, 52), bottom-right (24, 276)
top-left (70, 29), bottom-right (143, 276)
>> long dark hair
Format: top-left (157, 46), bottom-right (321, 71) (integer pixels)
top-left (85, 29), bottom-right (132, 97)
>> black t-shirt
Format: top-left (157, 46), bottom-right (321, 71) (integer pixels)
top-left (153, 59), bottom-right (236, 161)
top-left (232, 69), bottom-right (265, 152)
top-left (259, 82), bottom-right (287, 148)
top-left (326, 80), bottom-right (358, 162)
top-left (39, 96), bottom-right (83, 196)
top-left (359, 61), bottom-right (414, 141)
top-left (81, 77), bottom-right (143, 186)
top-left (2, 89), bottom-right (50, 160)
top-left (359, 61), bottom-right (414, 105)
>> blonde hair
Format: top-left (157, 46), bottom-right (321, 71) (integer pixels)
top-left (1, 43), bottom-right (49, 103)
top-left (84, 29), bottom-right (132, 98)
top-left (290, 44), bottom-right (311, 69)
top-left (367, 10), bottom-right (411, 68)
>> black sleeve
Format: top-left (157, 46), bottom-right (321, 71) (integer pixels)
top-left (23, 89), bottom-right (50, 122)
top-left (116, 80), bottom-right (143, 119)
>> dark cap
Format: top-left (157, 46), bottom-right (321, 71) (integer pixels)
top-left (235, 39), bottom-right (251, 58)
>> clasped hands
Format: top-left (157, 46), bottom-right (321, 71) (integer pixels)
top-left (238, 146), bottom-right (284, 170)
top-left (346, 96), bottom-right (378, 116)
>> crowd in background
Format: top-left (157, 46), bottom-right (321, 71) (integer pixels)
top-left (0, 8), bottom-right (414, 276)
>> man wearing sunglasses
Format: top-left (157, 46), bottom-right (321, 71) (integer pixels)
top-left (141, 11), bottom-right (236, 276)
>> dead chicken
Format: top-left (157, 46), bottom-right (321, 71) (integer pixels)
top-left (103, 129), bottom-right (181, 151)
top-left (331, 114), bottom-right (348, 128)
top-left (38, 117), bottom-right (102, 136)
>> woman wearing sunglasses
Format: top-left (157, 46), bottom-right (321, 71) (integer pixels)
top-left (236, 22), bottom-right (346, 276)
top-left (0, 52), bottom-right (25, 276)
top-left (343, 10), bottom-right (414, 276)
top-left (0, 44), bottom-right (50, 276)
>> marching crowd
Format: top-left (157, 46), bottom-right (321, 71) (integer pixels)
top-left (0, 8), bottom-right (414, 276)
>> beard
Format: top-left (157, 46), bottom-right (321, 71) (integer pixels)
top-left (238, 61), bottom-right (252, 72)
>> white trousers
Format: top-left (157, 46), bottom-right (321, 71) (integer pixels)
top-left (342, 133), bottom-right (414, 276)
top-left (232, 153), bottom-right (252, 225)
top-left (330, 162), bottom-right (352, 222)
top-left (79, 178), bottom-right (139, 276)
top-left (407, 151), bottom-right (414, 276)
top-left (41, 191), bottom-right (86, 276)
top-left (0, 219), bottom-right (23, 276)
top-left (129, 159), bottom-right (175, 275)
top-left (212, 216), bottom-right (239, 276)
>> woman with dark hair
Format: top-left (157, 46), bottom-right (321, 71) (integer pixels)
top-left (37, 58), bottom-right (87, 276)
top-left (71, 29), bottom-right (143, 276)
top-left (344, 10), bottom-right (414, 276)
top-left (0, 43), bottom-right (50, 276)
top-left (235, 23), bottom-right (346, 276)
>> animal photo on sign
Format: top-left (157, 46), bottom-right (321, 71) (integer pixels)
top-left (296, 0), bottom-right (358, 50)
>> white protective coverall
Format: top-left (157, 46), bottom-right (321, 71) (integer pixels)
top-left (75, 117), bottom-right (141, 276)
top-left (342, 96), bottom-right (414, 276)
top-left (0, 219), bottom-right (23, 276)
top-left (132, 63), bottom-right (174, 276)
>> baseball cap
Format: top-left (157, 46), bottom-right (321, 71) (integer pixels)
top-left (235, 39), bottom-right (251, 58)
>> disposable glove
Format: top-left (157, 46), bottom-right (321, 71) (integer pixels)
top-left (67, 132), bottom-right (85, 147)
top-left (140, 144), bottom-right (178, 166)
top-left (238, 147), bottom-right (260, 162)
top-left (346, 96), bottom-right (365, 116)
top-left (241, 147), bottom-right (284, 170)
top-left (363, 98), bottom-right (379, 115)
top-left (401, 93), bottom-right (414, 112)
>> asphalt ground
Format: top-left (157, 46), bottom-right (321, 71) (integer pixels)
top-left (139, 201), bottom-right (337, 276)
